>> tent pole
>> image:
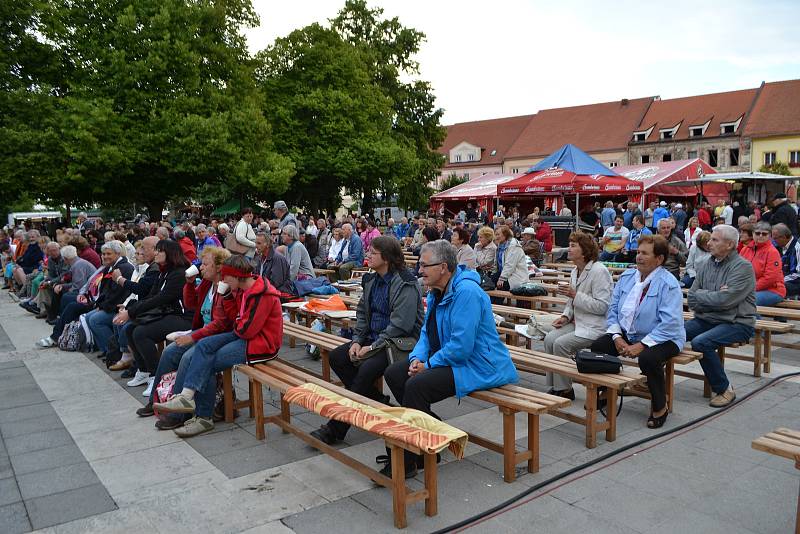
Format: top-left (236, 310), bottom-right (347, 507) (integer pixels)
top-left (575, 192), bottom-right (579, 231)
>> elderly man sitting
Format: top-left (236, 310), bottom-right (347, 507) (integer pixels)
top-left (253, 231), bottom-right (291, 293)
top-left (331, 223), bottom-right (364, 281)
top-left (280, 225), bottom-right (315, 281)
top-left (382, 240), bottom-right (519, 478)
top-left (772, 223), bottom-right (800, 298)
top-left (686, 225), bottom-right (756, 408)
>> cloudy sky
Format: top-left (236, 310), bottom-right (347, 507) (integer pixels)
top-left (244, 0), bottom-right (800, 125)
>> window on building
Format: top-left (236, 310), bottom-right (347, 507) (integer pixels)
top-left (790, 150), bottom-right (800, 167)
top-left (764, 152), bottom-right (776, 166)
top-left (641, 155), bottom-right (650, 164)
top-left (719, 119), bottom-right (741, 135)
top-left (490, 149), bottom-right (497, 156)
top-left (662, 153), bottom-right (672, 162)
top-left (730, 148), bottom-right (739, 167)
top-left (468, 153), bottom-right (474, 161)
top-left (689, 127), bottom-right (703, 137)
top-left (608, 161), bottom-right (618, 168)
top-left (633, 133), bottom-right (646, 142)
top-left (722, 124), bottom-right (735, 134)
top-left (455, 154), bottom-right (462, 162)
top-left (661, 130), bottom-right (674, 140)
top-left (687, 150), bottom-right (698, 159)
top-left (708, 149), bottom-right (718, 167)
top-left (511, 168), bottom-right (520, 173)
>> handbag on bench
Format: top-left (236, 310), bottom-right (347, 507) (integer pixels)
top-left (574, 349), bottom-right (622, 374)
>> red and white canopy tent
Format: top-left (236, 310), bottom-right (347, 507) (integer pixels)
top-left (430, 173), bottom-right (524, 214)
top-left (613, 158), bottom-right (730, 205)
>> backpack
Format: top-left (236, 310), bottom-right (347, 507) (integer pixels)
top-left (58, 320), bottom-right (87, 352)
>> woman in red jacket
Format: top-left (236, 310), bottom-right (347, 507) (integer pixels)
top-left (740, 221), bottom-right (786, 307)
top-left (154, 255), bottom-right (283, 437)
top-left (137, 245), bottom-right (234, 421)
top-left (533, 218), bottom-right (553, 252)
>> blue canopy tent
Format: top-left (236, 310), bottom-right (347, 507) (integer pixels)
top-left (529, 144), bottom-right (619, 230)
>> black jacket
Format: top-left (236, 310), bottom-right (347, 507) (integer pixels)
top-left (121, 263), bottom-right (160, 297)
top-left (771, 202), bottom-right (799, 236)
top-left (94, 257), bottom-right (135, 313)
top-left (127, 268), bottom-right (189, 319)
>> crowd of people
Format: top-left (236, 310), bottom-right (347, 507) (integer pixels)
top-left (0, 191), bottom-right (798, 456)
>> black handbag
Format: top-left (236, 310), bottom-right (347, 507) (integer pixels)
top-left (575, 350), bottom-right (622, 374)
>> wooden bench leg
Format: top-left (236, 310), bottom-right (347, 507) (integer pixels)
top-left (703, 378), bottom-right (712, 398)
top-left (764, 331), bottom-right (772, 374)
top-left (223, 368), bottom-right (235, 423)
top-left (527, 413), bottom-right (539, 474)
top-left (252, 379), bottom-right (265, 440)
top-left (390, 445), bottom-right (407, 529)
top-left (247, 379), bottom-right (256, 418)
top-left (424, 453), bottom-right (438, 517)
top-left (605, 389), bottom-right (618, 443)
top-left (665, 361), bottom-right (675, 414)
top-left (501, 407), bottom-right (516, 482)
top-left (585, 384), bottom-right (598, 449)
top-left (321, 349), bottom-right (331, 382)
top-left (288, 310), bottom-right (296, 348)
top-left (280, 394), bottom-right (291, 433)
top-left (753, 333), bottom-right (762, 377)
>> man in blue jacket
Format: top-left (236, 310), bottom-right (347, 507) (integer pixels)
top-left (652, 201), bottom-right (670, 233)
top-left (382, 239), bottom-right (519, 478)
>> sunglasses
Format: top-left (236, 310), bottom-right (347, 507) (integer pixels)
top-left (753, 231), bottom-right (770, 236)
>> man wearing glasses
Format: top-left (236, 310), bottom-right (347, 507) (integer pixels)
top-left (381, 239), bottom-right (519, 478)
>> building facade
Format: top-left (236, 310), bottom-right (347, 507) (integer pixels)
top-left (743, 79), bottom-right (800, 177)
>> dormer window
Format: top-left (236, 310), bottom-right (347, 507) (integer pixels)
top-left (659, 123), bottom-right (680, 140)
top-left (688, 119), bottom-right (711, 138)
top-left (490, 149), bottom-right (497, 156)
top-left (720, 117), bottom-right (742, 135)
top-left (455, 154), bottom-right (461, 162)
top-left (468, 154), bottom-right (474, 161)
top-left (632, 126), bottom-right (654, 143)
top-left (449, 141), bottom-right (481, 164)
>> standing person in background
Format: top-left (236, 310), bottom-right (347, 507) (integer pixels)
top-left (601, 201), bottom-right (617, 231)
top-left (273, 201), bottom-right (297, 231)
top-left (697, 202), bottom-right (712, 230)
top-left (671, 203), bottom-right (687, 236)
top-left (644, 202), bottom-right (655, 232)
top-left (721, 200), bottom-right (734, 226)
top-left (652, 201), bottom-right (670, 232)
top-left (770, 193), bottom-right (799, 236)
top-left (313, 219), bottom-right (332, 268)
top-left (232, 208), bottom-right (257, 259)
top-left (684, 217), bottom-right (701, 250)
top-left (532, 218), bottom-right (553, 253)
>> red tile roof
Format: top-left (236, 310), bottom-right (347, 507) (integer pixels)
top-left (634, 88), bottom-right (759, 142)
top-left (439, 114), bottom-right (535, 168)
top-left (742, 79), bottom-right (800, 138)
top-left (505, 97), bottom-right (654, 159)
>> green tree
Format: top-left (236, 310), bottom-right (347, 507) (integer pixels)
top-left (4, 0), bottom-right (295, 220)
top-left (331, 0), bottom-right (445, 212)
top-left (256, 23), bottom-right (417, 215)
top-left (759, 161), bottom-right (792, 176)
top-left (438, 173), bottom-right (469, 192)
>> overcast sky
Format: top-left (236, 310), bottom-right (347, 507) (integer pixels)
top-left (244, 0), bottom-right (800, 125)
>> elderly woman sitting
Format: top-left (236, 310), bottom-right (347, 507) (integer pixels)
top-left (681, 231), bottom-right (711, 288)
top-left (544, 232), bottom-right (612, 399)
top-left (281, 224), bottom-right (315, 281)
top-left (474, 226), bottom-right (497, 274)
top-left (740, 221), bottom-right (786, 307)
top-left (590, 235), bottom-right (685, 429)
top-left (493, 225), bottom-right (528, 291)
top-left (450, 227), bottom-right (476, 269)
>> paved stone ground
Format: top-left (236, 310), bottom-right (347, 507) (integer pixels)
top-left (0, 293), bottom-right (798, 533)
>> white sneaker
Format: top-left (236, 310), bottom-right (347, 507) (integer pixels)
top-left (126, 371), bottom-right (150, 387)
top-left (36, 337), bottom-right (56, 348)
top-left (142, 377), bottom-right (155, 397)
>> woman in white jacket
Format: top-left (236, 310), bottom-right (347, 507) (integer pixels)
top-left (494, 226), bottom-right (529, 290)
top-left (544, 232), bottom-right (613, 399)
top-left (233, 208), bottom-right (257, 258)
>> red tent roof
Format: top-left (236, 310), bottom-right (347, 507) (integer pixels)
top-left (498, 168), bottom-right (643, 196)
top-left (432, 173), bottom-right (524, 201)
top-left (613, 158), bottom-right (728, 199)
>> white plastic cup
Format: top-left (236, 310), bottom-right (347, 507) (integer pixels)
top-left (217, 281), bottom-right (229, 294)
top-left (185, 265), bottom-right (199, 278)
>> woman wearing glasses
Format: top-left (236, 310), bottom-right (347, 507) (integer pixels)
top-left (739, 221), bottom-right (786, 307)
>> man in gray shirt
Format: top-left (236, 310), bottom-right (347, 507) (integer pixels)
top-left (686, 225), bottom-right (756, 408)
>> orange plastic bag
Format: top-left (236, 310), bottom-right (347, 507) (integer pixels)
top-left (302, 295), bottom-right (348, 313)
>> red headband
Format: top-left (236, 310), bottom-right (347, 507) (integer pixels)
top-left (220, 265), bottom-right (252, 279)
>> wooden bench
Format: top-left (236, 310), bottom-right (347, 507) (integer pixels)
top-left (273, 322), bottom-right (570, 483)
top-left (776, 300), bottom-right (800, 310)
top-left (313, 268), bottom-right (337, 281)
top-left (506, 346), bottom-right (647, 448)
top-left (752, 428), bottom-right (800, 534)
top-left (237, 360), bottom-right (439, 529)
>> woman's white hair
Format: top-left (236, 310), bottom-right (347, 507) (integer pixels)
top-left (101, 240), bottom-right (125, 255)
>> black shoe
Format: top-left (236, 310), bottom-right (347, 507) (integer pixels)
top-left (120, 367), bottom-right (137, 379)
top-left (155, 416), bottom-right (185, 430)
top-left (647, 410), bottom-right (668, 429)
top-left (310, 425), bottom-right (339, 445)
top-left (136, 403), bottom-right (154, 417)
top-left (378, 459), bottom-right (418, 480)
top-left (378, 394), bottom-right (391, 405)
top-left (97, 351), bottom-right (107, 359)
top-left (46, 318), bottom-right (57, 326)
top-left (547, 388), bottom-right (576, 401)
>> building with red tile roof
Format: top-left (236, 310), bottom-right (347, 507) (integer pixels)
top-left (743, 79), bottom-right (800, 176)
top-left (436, 114), bottom-right (535, 188)
top-left (628, 88), bottom-right (760, 172)
top-left (502, 97), bottom-right (654, 173)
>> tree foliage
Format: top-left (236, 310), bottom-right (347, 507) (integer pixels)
top-left (438, 173), bottom-right (469, 192)
top-left (759, 161), bottom-right (792, 176)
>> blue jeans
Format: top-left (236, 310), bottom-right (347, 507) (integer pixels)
top-left (149, 341), bottom-right (196, 403)
top-left (599, 251), bottom-right (619, 262)
top-left (680, 274), bottom-right (695, 288)
top-left (85, 309), bottom-right (116, 352)
top-left (685, 318), bottom-right (754, 394)
top-left (177, 332), bottom-right (245, 418)
top-left (755, 290), bottom-right (783, 307)
top-left (114, 322), bottom-right (133, 352)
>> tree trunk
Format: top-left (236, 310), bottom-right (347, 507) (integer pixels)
top-left (147, 200), bottom-right (165, 222)
top-left (362, 185), bottom-right (374, 216)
